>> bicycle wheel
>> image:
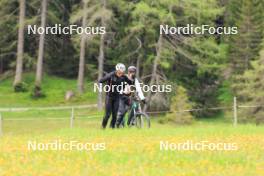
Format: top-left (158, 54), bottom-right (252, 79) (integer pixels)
top-left (135, 113), bottom-right (151, 128)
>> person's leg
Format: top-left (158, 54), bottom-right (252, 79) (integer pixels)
top-left (122, 104), bottom-right (130, 127)
top-left (102, 96), bottom-right (112, 128)
top-left (116, 96), bottom-right (127, 128)
top-left (110, 96), bottom-right (120, 128)
top-left (127, 107), bottom-right (134, 126)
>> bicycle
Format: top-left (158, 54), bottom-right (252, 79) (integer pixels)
top-left (127, 98), bottom-right (151, 128)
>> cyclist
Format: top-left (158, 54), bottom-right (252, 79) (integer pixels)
top-left (116, 66), bottom-right (146, 128)
top-left (99, 63), bottom-right (133, 129)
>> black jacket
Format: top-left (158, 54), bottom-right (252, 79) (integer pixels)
top-left (99, 71), bottom-right (133, 97)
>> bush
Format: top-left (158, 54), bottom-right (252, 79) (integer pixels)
top-left (149, 92), bottom-right (169, 111)
top-left (233, 48), bottom-right (264, 125)
top-left (165, 86), bottom-right (194, 125)
top-left (14, 82), bottom-right (28, 92)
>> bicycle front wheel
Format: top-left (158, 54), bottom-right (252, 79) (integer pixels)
top-left (136, 113), bottom-right (151, 128)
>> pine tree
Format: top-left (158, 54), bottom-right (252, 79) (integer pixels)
top-left (126, 0), bottom-right (225, 114)
top-left (77, 0), bottom-right (88, 94)
top-left (71, 0), bottom-right (113, 95)
top-left (34, 0), bottom-right (48, 97)
top-left (0, 0), bottom-right (19, 75)
top-left (228, 0), bottom-right (264, 74)
top-left (233, 43), bottom-right (264, 124)
top-left (97, 0), bottom-right (113, 109)
top-left (13, 0), bottom-right (26, 91)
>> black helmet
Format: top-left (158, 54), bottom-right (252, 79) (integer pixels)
top-left (128, 66), bottom-right (137, 72)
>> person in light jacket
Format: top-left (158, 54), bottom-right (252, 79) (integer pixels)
top-left (116, 66), bottom-right (146, 128)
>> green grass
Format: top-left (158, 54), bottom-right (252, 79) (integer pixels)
top-left (1, 73), bottom-right (263, 176)
top-left (0, 73), bottom-right (97, 107)
top-left (0, 119), bottom-right (264, 176)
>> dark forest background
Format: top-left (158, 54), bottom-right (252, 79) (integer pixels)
top-left (0, 0), bottom-right (263, 123)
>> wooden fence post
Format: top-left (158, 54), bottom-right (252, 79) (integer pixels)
top-left (70, 107), bottom-right (74, 128)
top-left (233, 97), bottom-right (238, 127)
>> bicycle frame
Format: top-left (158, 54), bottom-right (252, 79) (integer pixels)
top-left (128, 99), bottom-right (151, 128)
top-left (131, 100), bottom-right (142, 115)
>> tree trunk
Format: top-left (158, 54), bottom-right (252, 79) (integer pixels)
top-left (97, 0), bottom-right (106, 110)
top-left (135, 36), bottom-right (142, 79)
top-left (97, 34), bottom-right (105, 110)
top-left (35, 0), bottom-right (48, 92)
top-left (136, 56), bottom-right (140, 78)
top-left (144, 34), bottom-right (163, 112)
top-left (13, 0), bottom-right (26, 88)
top-left (77, 0), bottom-right (88, 94)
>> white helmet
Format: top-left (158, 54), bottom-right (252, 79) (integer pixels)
top-left (115, 63), bottom-right (126, 72)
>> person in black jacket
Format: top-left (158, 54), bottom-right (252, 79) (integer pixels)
top-left (99, 63), bottom-right (133, 128)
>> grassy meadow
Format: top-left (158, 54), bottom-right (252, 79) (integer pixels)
top-left (0, 119), bottom-right (264, 176)
top-left (0, 73), bottom-right (97, 107)
top-left (0, 74), bottom-right (264, 176)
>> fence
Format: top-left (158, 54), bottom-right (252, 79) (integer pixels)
top-left (0, 104), bottom-right (99, 136)
top-left (0, 97), bottom-right (263, 136)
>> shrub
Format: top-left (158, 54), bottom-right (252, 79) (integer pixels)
top-left (165, 86), bottom-right (194, 125)
top-left (14, 82), bottom-right (28, 92)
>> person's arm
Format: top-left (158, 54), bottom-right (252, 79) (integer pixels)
top-left (135, 78), bottom-right (145, 100)
top-left (99, 71), bottom-right (114, 83)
